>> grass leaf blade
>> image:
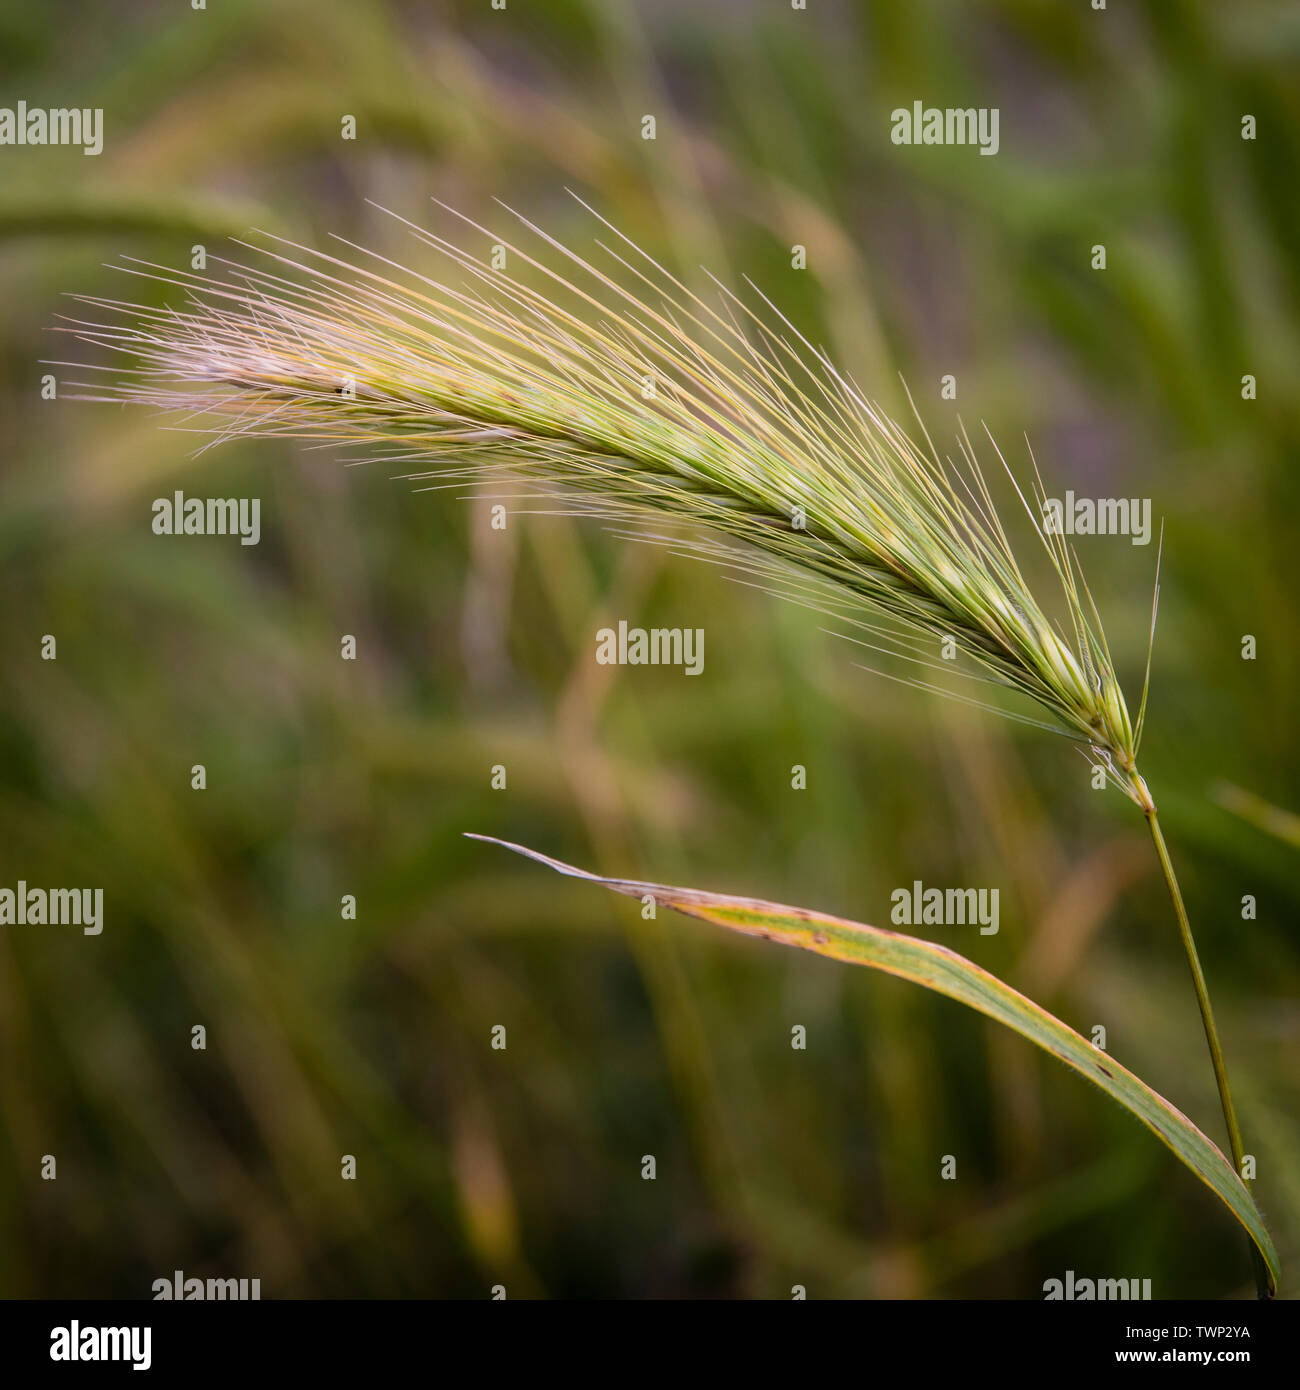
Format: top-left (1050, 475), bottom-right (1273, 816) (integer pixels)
top-left (467, 833), bottom-right (1281, 1295)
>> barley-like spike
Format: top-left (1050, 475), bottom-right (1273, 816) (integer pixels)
top-left (53, 200), bottom-right (1146, 797)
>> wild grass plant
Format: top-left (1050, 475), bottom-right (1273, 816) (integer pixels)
top-left (55, 199), bottom-right (1277, 1295)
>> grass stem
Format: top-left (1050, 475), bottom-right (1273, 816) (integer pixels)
top-left (1144, 803), bottom-right (1271, 1298)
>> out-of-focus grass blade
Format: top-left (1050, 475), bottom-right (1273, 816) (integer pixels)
top-left (1214, 781), bottom-right (1300, 851)
top-left (0, 193), bottom-right (276, 241)
top-left (468, 834), bottom-right (1281, 1295)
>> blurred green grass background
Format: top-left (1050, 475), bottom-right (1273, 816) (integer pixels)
top-left (1, 0), bottom-right (1297, 1298)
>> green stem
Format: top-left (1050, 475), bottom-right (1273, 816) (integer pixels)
top-left (1143, 802), bottom-right (1270, 1298)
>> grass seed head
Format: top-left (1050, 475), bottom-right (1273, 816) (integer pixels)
top-left (53, 198), bottom-right (1154, 805)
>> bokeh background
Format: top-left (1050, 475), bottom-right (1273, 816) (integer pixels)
top-left (1, 0), bottom-right (1297, 1299)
